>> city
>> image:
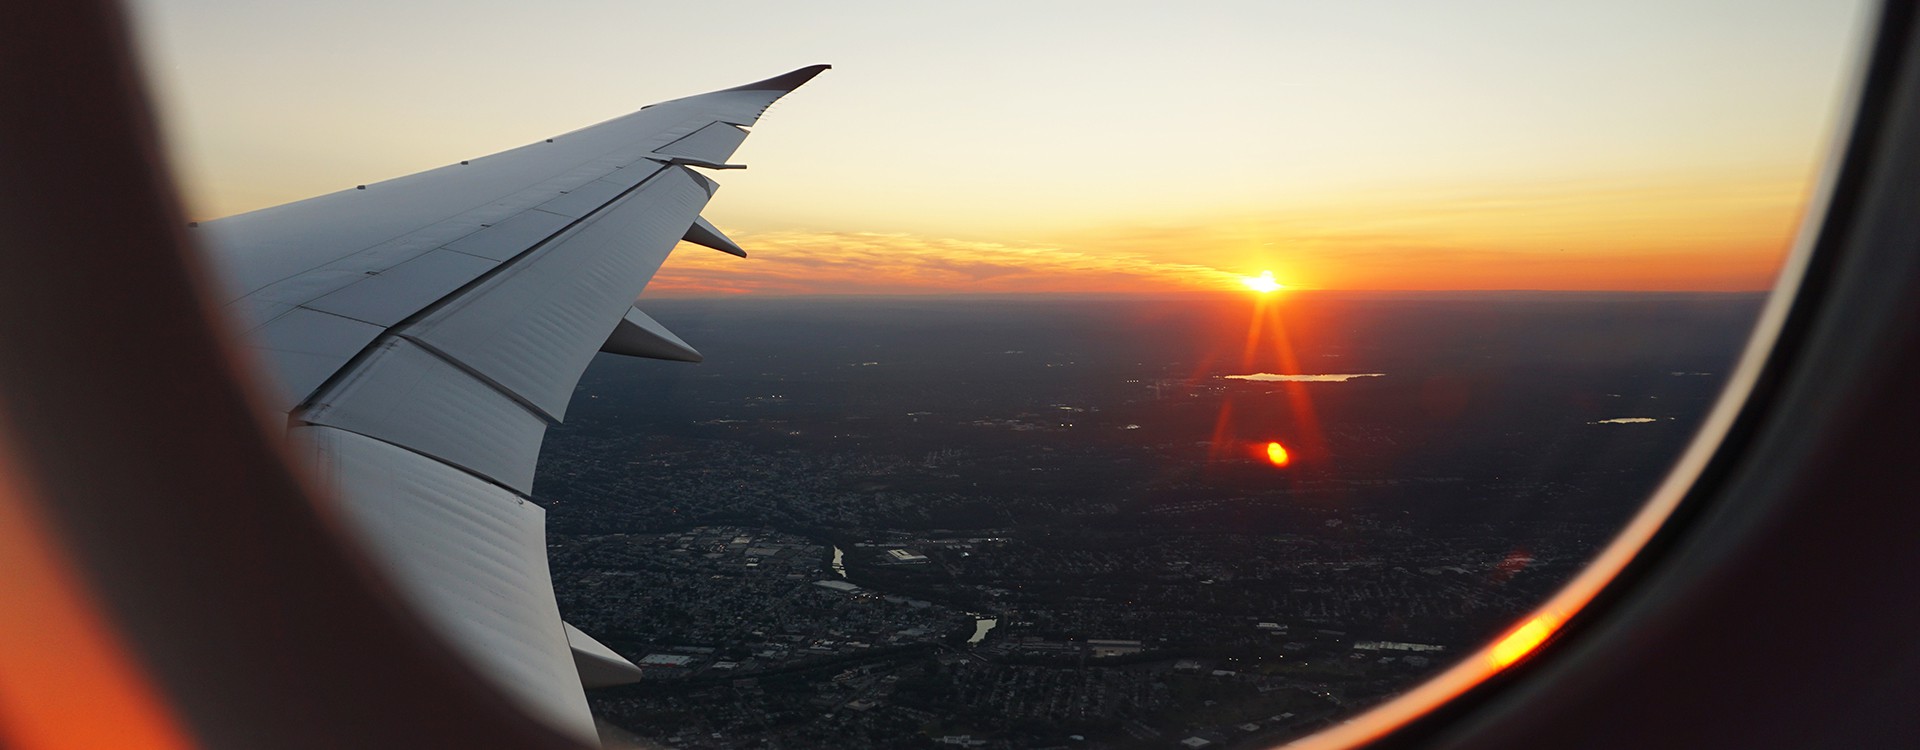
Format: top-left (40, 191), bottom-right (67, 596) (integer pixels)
top-left (537, 294), bottom-right (1753, 748)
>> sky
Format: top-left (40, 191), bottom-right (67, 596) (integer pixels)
top-left (128, 0), bottom-right (1870, 294)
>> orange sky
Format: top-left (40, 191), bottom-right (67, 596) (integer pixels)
top-left (131, 1), bottom-right (1866, 296)
top-left (650, 169), bottom-right (1812, 295)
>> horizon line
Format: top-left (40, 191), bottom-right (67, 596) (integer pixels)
top-left (641, 288), bottom-right (1778, 300)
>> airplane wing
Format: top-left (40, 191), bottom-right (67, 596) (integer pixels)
top-left (193, 66), bottom-right (829, 744)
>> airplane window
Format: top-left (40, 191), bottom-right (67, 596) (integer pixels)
top-left (124, 1), bottom-right (1872, 748)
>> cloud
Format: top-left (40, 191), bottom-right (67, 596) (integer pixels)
top-left (1045, 173), bottom-right (1808, 291)
top-left (647, 169), bottom-right (1809, 297)
top-left (647, 230), bottom-right (1248, 296)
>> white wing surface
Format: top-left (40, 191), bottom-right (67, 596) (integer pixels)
top-left (197, 66), bottom-right (828, 744)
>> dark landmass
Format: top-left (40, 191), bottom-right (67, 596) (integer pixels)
top-left (537, 292), bottom-right (1760, 749)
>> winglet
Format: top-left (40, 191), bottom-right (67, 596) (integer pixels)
top-left (724, 64), bottom-right (831, 93)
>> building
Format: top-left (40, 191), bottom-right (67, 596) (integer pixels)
top-left (886, 549), bottom-right (930, 564)
top-left (1353, 640), bottom-right (1446, 652)
top-left (1088, 639), bottom-right (1145, 658)
top-left (637, 654), bottom-right (695, 668)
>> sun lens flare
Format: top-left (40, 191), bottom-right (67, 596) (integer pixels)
top-left (1265, 441), bottom-right (1291, 467)
top-left (1489, 613), bottom-right (1563, 669)
top-left (1241, 270), bottom-right (1283, 293)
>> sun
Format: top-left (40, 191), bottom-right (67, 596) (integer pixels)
top-left (1240, 270), bottom-right (1284, 293)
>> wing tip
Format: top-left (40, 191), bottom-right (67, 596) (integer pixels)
top-left (725, 64), bottom-right (832, 93)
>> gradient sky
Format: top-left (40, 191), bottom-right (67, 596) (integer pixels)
top-left (129, 0), bottom-right (1869, 294)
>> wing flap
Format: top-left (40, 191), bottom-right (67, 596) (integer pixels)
top-left (653, 121), bottom-right (750, 163)
top-left (302, 338), bottom-right (548, 494)
top-left (403, 166), bottom-right (713, 421)
top-left (444, 208), bottom-right (576, 262)
top-left (305, 249), bottom-right (501, 327)
top-left (535, 177), bottom-right (634, 219)
top-left (246, 308), bottom-right (384, 406)
top-left (297, 426), bottom-right (595, 744)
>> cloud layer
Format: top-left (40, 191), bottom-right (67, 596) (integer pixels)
top-left (648, 231), bottom-right (1248, 296)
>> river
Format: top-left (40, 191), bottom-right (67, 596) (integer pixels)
top-left (833, 543), bottom-right (992, 644)
top-left (968, 617), bottom-right (998, 645)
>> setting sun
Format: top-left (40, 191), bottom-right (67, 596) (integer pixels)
top-left (1242, 271), bottom-right (1284, 294)
top-left (1265, 441), bottom-right (1291, 467)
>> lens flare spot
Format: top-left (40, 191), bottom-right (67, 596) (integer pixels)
top-left (1241, 270), bottom-right (1283, 293)
top-left (1265, 441), bottom-right (1290, 467)
top-left (1489, 613), bottom-right (1562, 669)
